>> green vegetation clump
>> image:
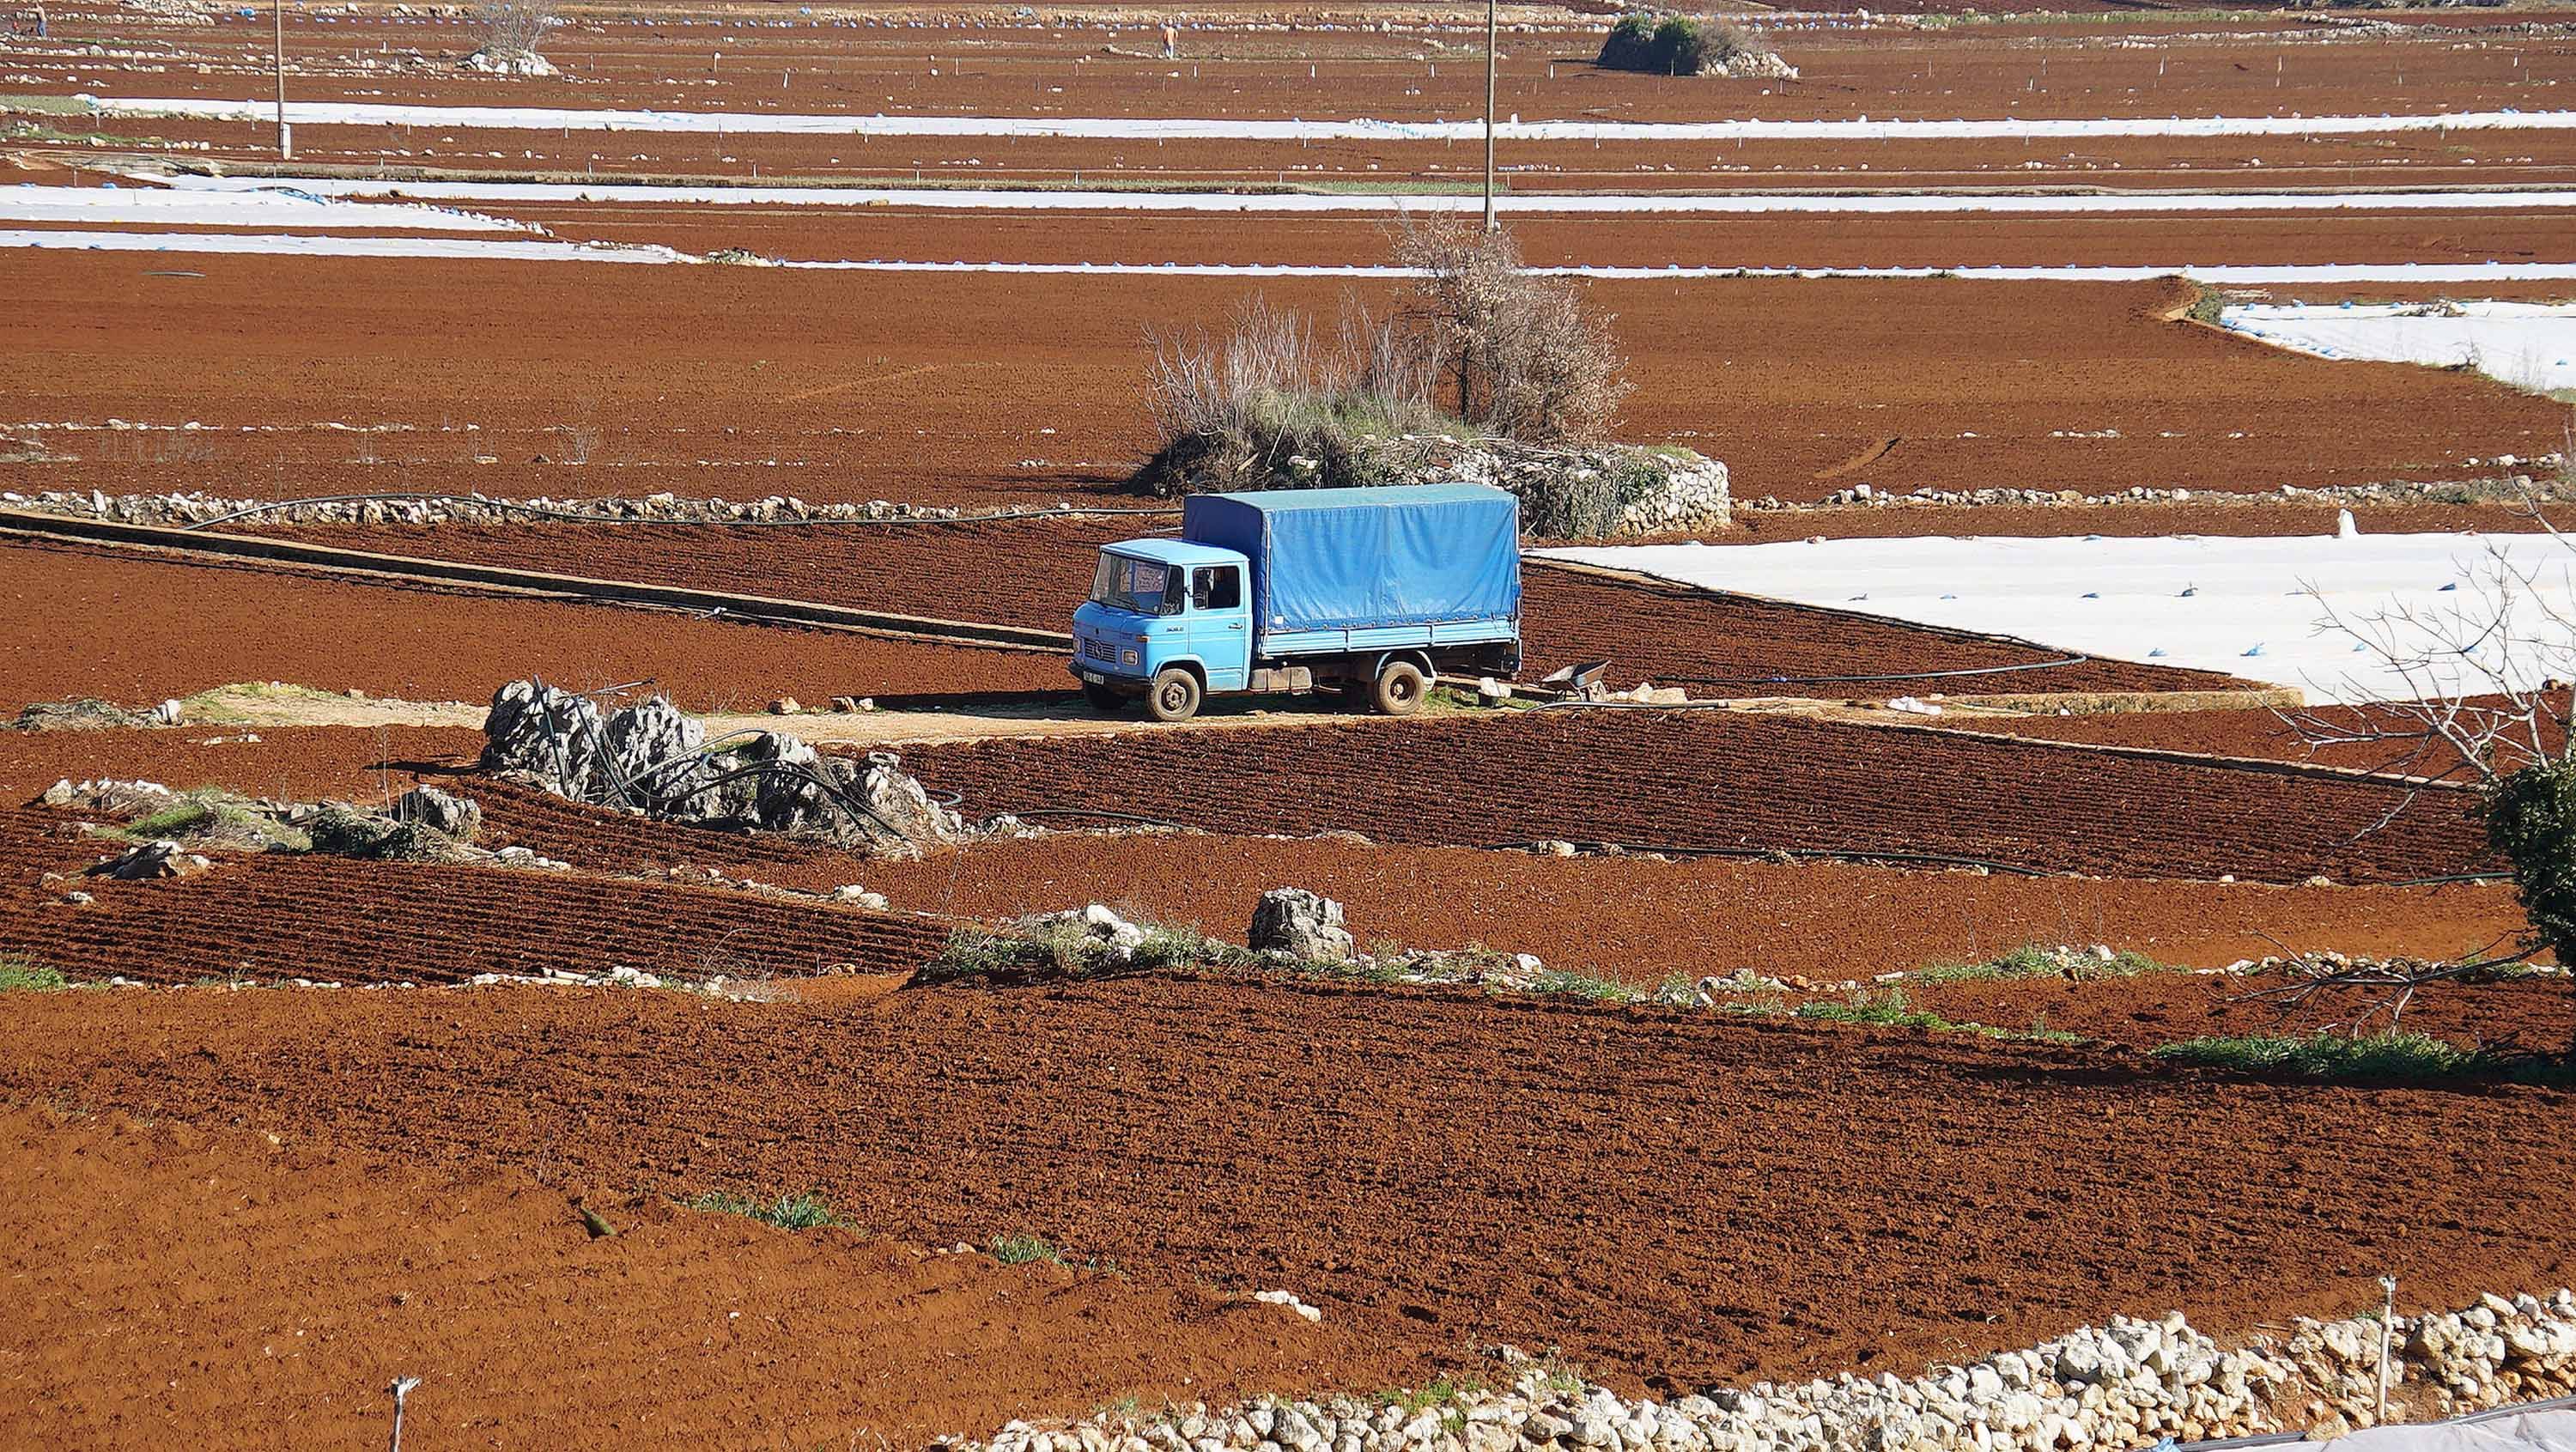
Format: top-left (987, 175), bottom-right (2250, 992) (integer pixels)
top-left (689, 1190), bottom-right (849, 1230)
top-left (125, 788), bottom-right (308, 851)
top-left (0, 957), bottom-right (75, 993)
top-left (1595, 13), bottom-right (1754, 76)
top-left (916, 916), bottom-right (1253, 987)
top-left (2484, 758), bottom-right (2576, 964)
top-left (1793, 987), bottom-right (2083, 1045)
top-left (1913, 944), bottom-right (2168, 987)
top-left (987, 1233), bottom-right (1063, 1266)
top-left (2151, 1031), bottom-right (2488, 1081)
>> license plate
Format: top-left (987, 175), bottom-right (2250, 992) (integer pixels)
top-left (1079, 670), bottom-right (1106, 685)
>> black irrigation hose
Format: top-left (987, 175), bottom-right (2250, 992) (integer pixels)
top-left (1654, 653), bottom-right (2094, 688)
top-left (1485, 838), bottom-right (2060, 878)
top-left (175, 492), bottom-right (1183, 532)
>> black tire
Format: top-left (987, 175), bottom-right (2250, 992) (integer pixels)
top-left (1081, 682), bottom-right (1127, 714)
top-left (1371, 660), bottom-right (1428, 717)
top-left (1145, 666), bottom-right (1204, 723)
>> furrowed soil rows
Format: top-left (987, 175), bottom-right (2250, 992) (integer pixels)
top-left (0, 810), bottom-right (949, 985)
top-left (851, 832), bottom-right (2534, 982)
top-left (0, 723), bottom-right (483, 801)
top-left (12, 252), bottom-right (2557, 510)
top-left (5, 981), bottom-right (2571, 1402)
top-left (246, 523), bottom-right (2234, 694)
top-left (0, 541), bottom-right (1058, 713)
top-left (1881, 972), bottom-right (2576, 1055)
top-left (0, 1109), bottom-right (1400, 1451)
top-left (899, 710), bottom-right (2491, 884)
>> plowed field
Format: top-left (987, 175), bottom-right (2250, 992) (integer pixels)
top-left (242, 521), bottom-right (2240, 693)
top-left (898, 708), bottom-right (2492, 884)
top-left (4, 981), bottom-right (2570, 1406)
top-left (0, 723), bottom-right (483, 802)
top-left (13, 252), bottom-right (2558, 511)
top-left (0, 809), bottom-right (949, 985)
top-left (1886, 971), bottom-right (2576, 1055)
top-left (850, 831), bottom-right (2532, 981)
top-left (0, 1108), bottom-right (1394, 1451)
top-left (0, 540), bottom-right (1058, 714)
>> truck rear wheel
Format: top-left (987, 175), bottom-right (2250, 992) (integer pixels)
top-left (1081, 682), bottom-right (1127, 714)
top-left (1145, 666), bottom-right (1203, 723)
top-left (1371, 660), bottom-right (1428, 717)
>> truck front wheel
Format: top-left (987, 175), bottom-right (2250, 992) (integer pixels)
top-left (1145, 666), bottom-right (1204, 723)
top-left (1371, 660), bottom-right (1428, 717)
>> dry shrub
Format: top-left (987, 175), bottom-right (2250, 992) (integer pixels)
top-left (1392, 215), bottom-right (1629, 445)
top-left (477, 0), bottom-right (553, 58)
top-left (1139, 296), bottom-right (1453, 495)
top-left (1596, 12), bottom-right (1755, 76)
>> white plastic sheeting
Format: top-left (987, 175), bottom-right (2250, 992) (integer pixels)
top-left (0, 183), bottom-right (526, 232)
top-left (2221, 301), bottom-right (2576, 394)
top-left (1539, 532), bottom-right (2576, 704)
top-left (0, 229), bottom-right (681, 262)
top-left (142, 172), bottom-right (2576, 217)
top-left (2246, 1407), bottom-right (2576, 1452)
top-left (81, 95), bottom-right (2576, 143)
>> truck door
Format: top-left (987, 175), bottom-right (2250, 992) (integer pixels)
top-left (1187, 564), bottom-right (1250, 691)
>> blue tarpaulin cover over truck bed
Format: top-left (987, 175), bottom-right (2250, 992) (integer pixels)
top-left (1182, 484), bottom-right (1522, 634)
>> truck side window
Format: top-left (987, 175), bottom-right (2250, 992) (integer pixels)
top-left (1194, 566), bottom-right (1241, 611)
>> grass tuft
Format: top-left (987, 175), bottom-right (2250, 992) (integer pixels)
top-left (1914, 943), bottom-right (2167, 987)
top-left (688, 1189), bottom-right (848, 1230)
top-left (2151, 1031), bottom-right (2488, 1081)
top-left (0, 957), bottom-right (74, 993)
top-left (987, 1233), bottom-right (1064, 1266)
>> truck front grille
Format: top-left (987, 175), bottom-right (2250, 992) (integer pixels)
top-left (1081, 638), bottom-right (1115, 664)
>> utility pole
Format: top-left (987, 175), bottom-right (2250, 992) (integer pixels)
top-left (1482, 0), bottom-right (1498, 232)
top-left (272, 0), bottom-right (290, 159)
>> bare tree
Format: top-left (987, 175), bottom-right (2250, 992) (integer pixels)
top-left (475, 0), bottom-right (553, 61)
top-left (1391, 214), bottom-right (1629, 444)
top-left (2265, 492), bottom-right (2576, 1031)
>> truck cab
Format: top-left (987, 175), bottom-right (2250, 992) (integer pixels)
top-left (1071, 538), bottom-right (1254, 720)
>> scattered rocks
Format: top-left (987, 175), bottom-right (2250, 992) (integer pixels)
top-left (953, 1289), bottom-right (2576, 1452)
top-left (1248, 887), bottom-right (1355, 963)
top-left (87, 839), bottom-right (210, 880)
top-left (1026, 903), bottom-right (1148, 966)
top-left (3, 486), bottom-right (1017, 530)
top-left (304, 805), bottom-right (461, 864)
top-left (829, 884), bottom-right (892, 910)
top-left (458, 46), bottom-right (558, 76)
top-left (1251, 1289), bottom-right (1326, 1324)
top-left (392, 786), bottom-right (481, 842)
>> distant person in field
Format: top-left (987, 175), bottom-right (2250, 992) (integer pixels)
top-left (1161, 23), bottom-right (1177, 59)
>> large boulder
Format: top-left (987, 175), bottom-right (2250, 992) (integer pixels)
top-left (851, 752), bottom-right (963, 857)
top-left (1249, 888), bottom-right (1355, 962)
top-left (480, 680), bottom-right (606, 797)
top-left (601, 696), bottom-right (717, 812)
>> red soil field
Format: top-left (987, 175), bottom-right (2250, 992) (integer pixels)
top-left (1946, 696), bottom-right (2569, 777)
top-left (4, 979), bottom-right (2570, 1402)
top-left (1887, 971), bottom-right (2576, 1055)
top-left (498, 203), bottom-right (2576, 273)
top-left (0, 722), bottom-right (483, 802)
top-left (896, 707), bottom-right (2494, 883)
top-left (0, 808), bottom-right (952, 984)
top-left (242, 520), bottom-right (2240, 692)
top-left (0, 1108), bottom-right (1396, 1450)
top-left (0, 541), bottom-right (1060, 714)
top-left (1728, 501), bottom-right (2567, 543)
top-left (852, 829), bottom-right (2530, 979)
top-left (10, 251), bottom-right (2557, 511)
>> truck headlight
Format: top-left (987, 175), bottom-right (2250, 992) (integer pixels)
top-left (1121, 648), bottom-right (1140, 666)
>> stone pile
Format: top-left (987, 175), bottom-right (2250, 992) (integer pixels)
top-left (947, 1290), bottom-right (2576, 1452)
top-left (1753, 470), bottom-right (2571, 515)
top-left (2, 486), bottom-right (1034, 529)
top-left (86, 839), bottom-right (211, 880)
top-left (480, 680), bottom-right (962, 857)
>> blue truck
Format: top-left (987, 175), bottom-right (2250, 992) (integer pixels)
top-left (1070, 483), bottom-right (1523, 723)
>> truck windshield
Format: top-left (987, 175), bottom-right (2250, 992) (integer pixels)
top-left (1091, 553), bottom-right (1182, 615)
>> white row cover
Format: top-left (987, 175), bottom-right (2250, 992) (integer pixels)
top-left (1540, 529), bottom-right (2576, 705)
top-left (2221, 301), bottom-right (2576, 394)
top-left (144, 172), bottom-right (2576, 217)
top-left (82, 94), bottom-right (2576, 143)
top-left (0, 183), bottom-right (525, 232)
